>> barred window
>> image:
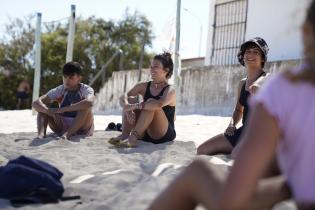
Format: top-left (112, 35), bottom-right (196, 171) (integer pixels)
top-left (211, 0), bottom-right (248, 65)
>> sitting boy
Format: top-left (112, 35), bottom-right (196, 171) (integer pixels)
top-left (32, 61), bottom-right (94, 139)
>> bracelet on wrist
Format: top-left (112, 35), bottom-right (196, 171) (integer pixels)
top-left (135, 102), bottom-right (145, 110)
top-left (140, 102), bottom-right (145, 110)
top-left (134, 103), bottom-right (140, 110)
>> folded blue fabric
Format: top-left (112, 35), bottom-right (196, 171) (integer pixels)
top-left (8, 156), bottom-right (63, 180)
top-left (0, 156), bottom-right (64, 204)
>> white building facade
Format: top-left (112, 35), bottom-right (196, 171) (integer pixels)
top-left (205, 0), bottom-right (311, 66)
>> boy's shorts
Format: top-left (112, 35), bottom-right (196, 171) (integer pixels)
top-left (61, 117), bottom-right (94, 136)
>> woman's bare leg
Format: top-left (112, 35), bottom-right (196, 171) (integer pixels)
top-left (111, 97), bottom-right (140, 141)
top-left (127, 108), bottom-right (169, 146)
top-left (197, 134), bottom-right (233, 155)
top-left (148, 159), bottom-right (290, 210)
top-left (136, 108), bottom-right (169, 138)
top-left (250, 176), bottom-right (291, 210)
top-left (148, 159), bottom-right (226, 210)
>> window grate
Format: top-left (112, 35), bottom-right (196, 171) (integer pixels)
top-left (211, 0), bottom-right (248, 66)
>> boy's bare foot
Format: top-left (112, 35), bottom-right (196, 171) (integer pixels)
top-left (60, 132), bottom-right (73, 140)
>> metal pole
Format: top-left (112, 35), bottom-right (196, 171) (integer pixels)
top-left (123, 74), bottom-right (127, 92)
top-left (174, 0), bottom-right (181, 109)
top-left (32, 13), bottom-right (42, 115)
top-left (198, 25), bottom-right (203, 57)
top-left (66, 5), bottom-right (76, 62)
top-left (89, 50), bottom-right (122, 86)
top-left (119, 53), bottom-right (124, 71)
top-left (101, 67), bottom-right (107, 85)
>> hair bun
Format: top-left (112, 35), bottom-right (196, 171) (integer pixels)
top-left (162, 51), bottom-right (172, 60)
top-left (153, 51), bottom-right (174, 78)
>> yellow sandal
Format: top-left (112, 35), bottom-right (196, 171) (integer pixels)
top-left (116, 140), bottom-right (133, 148)
top-left (108, 137), bottom-right (122, 145)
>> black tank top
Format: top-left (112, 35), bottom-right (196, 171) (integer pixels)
top-left (144, 81), bottom-right (175, 127)
top-left (239, 72), bottom-right (265, 124)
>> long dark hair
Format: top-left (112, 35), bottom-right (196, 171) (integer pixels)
top-left (286, 0), bottom-right (315, 84)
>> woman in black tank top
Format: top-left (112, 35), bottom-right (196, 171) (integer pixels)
top-left (108, 52), bottom-right (176, 147)
top-left (197, 37), bottom-right (270, 156)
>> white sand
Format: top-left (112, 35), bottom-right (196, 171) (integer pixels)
top-left (0, 110), bottom-right (230, 147)
top-left (0, 110), bottom-right (296, 209)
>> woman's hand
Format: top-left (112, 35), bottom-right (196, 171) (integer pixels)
top-left (119, 94), bottom-right (128, 107)
top-left (224, 124), bottom-right (236, 136)
top-left (249, 83), bottom-right (259, 94)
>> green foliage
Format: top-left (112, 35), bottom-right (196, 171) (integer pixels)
top-left (0, 10), bottom-right (154, 110)
top-left (0, 15), bottom-right (35, 109)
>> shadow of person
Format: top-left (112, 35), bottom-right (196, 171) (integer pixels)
top-left (29, 135), bottom-right (57, 146)
top-left (29, 133), bottom-right (89, 146)
top-left (14, 137), bottom-right (33, 142)
top-left (67, 134), bottom-right (87, 142)
top-left (114, 141), bottom-right (174, 155)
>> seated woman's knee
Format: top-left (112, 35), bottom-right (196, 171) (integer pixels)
top-left (197, 143), bottom-right (213, 155)
top-left (189, 158), bottom-right (214, 175)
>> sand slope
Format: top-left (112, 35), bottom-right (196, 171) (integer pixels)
top-left (0, 131), bottom-right (197, 209)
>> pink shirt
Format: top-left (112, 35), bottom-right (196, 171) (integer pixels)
top-left (251, 65), bottom-right (315, 202)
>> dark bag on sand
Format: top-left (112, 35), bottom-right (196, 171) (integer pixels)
top-left (0, 156), bottom-right (64, 205)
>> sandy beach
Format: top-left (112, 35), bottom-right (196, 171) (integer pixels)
top-left (0, 110), bottom-right (296, 209)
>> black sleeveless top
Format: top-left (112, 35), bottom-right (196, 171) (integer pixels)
top-left (144, 81), bottom-right (175, 127)
top-left (239, 72), bottom-right (265, 124)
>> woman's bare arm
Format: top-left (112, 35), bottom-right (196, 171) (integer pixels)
top-left (219, 103), bottom-right (281, 210)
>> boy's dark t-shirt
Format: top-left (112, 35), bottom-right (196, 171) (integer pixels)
top-left (47, 83), bottom-right (94, 118)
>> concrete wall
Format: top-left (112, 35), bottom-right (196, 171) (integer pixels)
top-left (93, 69), bottom-right (151, 114)
top-left (94, 60), bottom-right (301, 115)
top-left (181, 57), bottom-right (205, 68)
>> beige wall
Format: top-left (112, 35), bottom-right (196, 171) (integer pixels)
top-left (181, 57), bottom-right (205, 68)
top-left (94, 60), bottom-right (301, 115)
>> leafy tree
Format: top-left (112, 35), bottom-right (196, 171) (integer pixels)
top-left (0, 10), bottom-right (154, 110)
top-left (0, 15), bottom-right (35, 109)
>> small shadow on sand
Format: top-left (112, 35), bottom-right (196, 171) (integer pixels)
top-left (29, 135), bottom-right (57, 146)
top-left (29, 134), bottom-right (88, 146)
top-left (114, 141), bottom-right (174, 154)
top-left (67, 135), bottom-right (87, 142)
top-left (14, 137), bottom-right (33, 142)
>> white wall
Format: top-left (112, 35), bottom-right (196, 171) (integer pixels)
top-left (246, 0), bottom-right (310, 61)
